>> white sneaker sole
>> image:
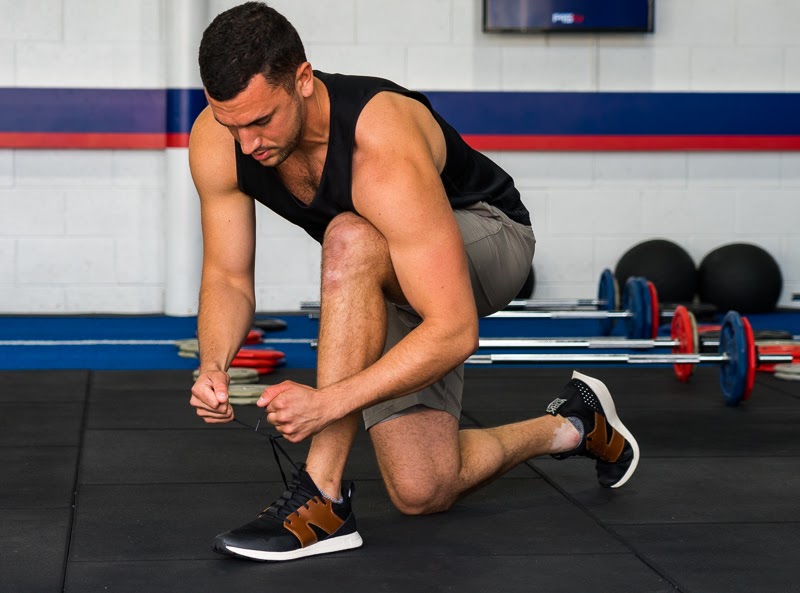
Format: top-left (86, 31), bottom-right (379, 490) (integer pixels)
top-left (225, 531), bottom-right (363, 562)
top-left (572, 370), bottom-right (640, 489)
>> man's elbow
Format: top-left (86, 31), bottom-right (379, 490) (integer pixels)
top-left (455, 317), bottom-right (479, 362)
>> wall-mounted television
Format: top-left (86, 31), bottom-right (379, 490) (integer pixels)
top-left (483, 0), bottom-right (654, 33)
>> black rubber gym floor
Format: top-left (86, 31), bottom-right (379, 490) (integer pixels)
top-left (4, 366), bottom-right (800, 593)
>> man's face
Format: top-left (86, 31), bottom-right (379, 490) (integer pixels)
top-left (207, 73), bottom-right (304, 167)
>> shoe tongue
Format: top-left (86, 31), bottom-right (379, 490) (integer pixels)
top-left (262, 468), bottom-right (321, 520)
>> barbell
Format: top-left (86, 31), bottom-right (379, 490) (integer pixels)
top-left (489, 276), bottom-right (667, 340)
top-left (469, 308), bottom-right (792, 407)
top-left (300, 268), bottom-right (619, 316)
top-left (302, 271), bottom-right (664, 339)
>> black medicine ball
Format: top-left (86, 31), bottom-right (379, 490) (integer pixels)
top-left (615, 239), bottom-right (697, 303)
top-left (698, 243), bottom-right (782, 313)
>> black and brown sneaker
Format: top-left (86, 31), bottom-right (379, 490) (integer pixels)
top-left (212, 468), bottom-right (363, 561)
top-left (545, 371), bottom-right (640, 488)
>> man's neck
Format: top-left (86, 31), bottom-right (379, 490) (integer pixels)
top-left (297, 77), bottom-right (330, 154)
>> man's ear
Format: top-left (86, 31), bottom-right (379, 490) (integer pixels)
top-left (296, 62), bottom-right (314, 98)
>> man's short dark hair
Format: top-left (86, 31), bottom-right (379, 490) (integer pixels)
top-left (199, 2), bottom-right (307, 101)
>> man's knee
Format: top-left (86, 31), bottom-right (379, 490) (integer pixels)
top-left (384, 475), bottom-right (455, 516)
top-left (321, 213), bottom-right (393, 292)
top-left (323, 213), bottom-right (386, 262)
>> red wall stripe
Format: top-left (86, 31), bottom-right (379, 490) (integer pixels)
top-left (3, 132), bottom-right (800, 152)
top-left (463, 135), bottom-right (800, 151)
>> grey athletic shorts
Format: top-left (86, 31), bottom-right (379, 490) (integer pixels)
top-left (363, 201), bottom-right (536, 430)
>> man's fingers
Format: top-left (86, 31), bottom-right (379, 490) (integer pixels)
top-left (212, 380), bottom-right (229, 403)
top-left (196, 402), bottom-right (233, 423)
top-left (191, 371), bottom-right (230, 409)
top-left (256, 381), bottom-right (295, 408)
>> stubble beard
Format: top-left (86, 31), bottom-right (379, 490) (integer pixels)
top-left (258, 94), bottom-right (304, 167)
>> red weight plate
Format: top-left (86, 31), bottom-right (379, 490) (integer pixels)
top-left (227, 365), bottom-right (275, 375)
top-left (244, 329), bottom-right (264, 344)
top-left (741, 317), bottom-right (756, 401)
top-left (231, 364), bottom-right (275, 375)
top-left (235, 349), bottom-right (286, 361)
top-left (230, 357), bottom-right (279, 369)
top-left (647, 281), bottom-right (660, 339)
top-left (756, 342), bottom-right (800, 372)
top-left (670, 305), bottom-right (695, 383)
top-left (697, 324), bottom-right (722, 335)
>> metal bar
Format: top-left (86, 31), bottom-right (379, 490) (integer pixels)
top-left (466, 352), bottom-right (793, 365)
top-left (302, 298), bottom-right (612, 312)
top-left (505, 298), bottom-right (608, 310)
top-left (488, 310), bottom-right (632, 320)
top-left (478, 338), bottom-right (679, 349)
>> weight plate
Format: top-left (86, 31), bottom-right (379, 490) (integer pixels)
top-left (628, 276), bottom-right (653, 340)
top-left (646, 281), bottom-right (660, 339)
top-left (637, 278), bottom-right (652, 340)
top-left (253, 318), bottom-right (289, 332)
top-left (598, 268), bottom-right (616, 336)
top-left (244, 329), bottom-right (264, 344)
top-left (754, 342), bottom-right (800, 372)
top-left (176, 338), bottom-right (199, 353)
top-left (622, 277), bottom-right (644, 340)
top-left (236, 349), bottom-right (286, 361)
top-left (775, 372), bottom-right (800, 382)
top-left (774, 363), bottom-right (800, 381)
top-left (192, 367), bottom-right (259, 383)
top-left (228, 383), bottom-right (268, 396)
top-left (671, 305), bottom-right (695, 383)
top-left (742, 316), bottom-right (756, 401)
top-left (719, 311), bottom-right (747, 407)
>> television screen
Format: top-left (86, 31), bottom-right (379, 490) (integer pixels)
top-left (483, 0), bottom-right (654, 33)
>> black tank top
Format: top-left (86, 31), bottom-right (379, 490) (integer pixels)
top-left (235, 71), bottom-right (530, 243)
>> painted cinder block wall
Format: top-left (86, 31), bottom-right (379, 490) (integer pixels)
top-left (0, 0), bottom-right (798, 313)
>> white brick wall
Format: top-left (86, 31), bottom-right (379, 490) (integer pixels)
top-left (1, 0), bottom-right (798, 312)
top-left (0, 42), bottom-right (14, 85)
top-left (0, 151), bottom-right (13, 187)
top-left (0, 0), bottom-right (63, 41)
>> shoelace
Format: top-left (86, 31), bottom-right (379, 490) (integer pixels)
top-left (232, 417), bottom-right (313, 520)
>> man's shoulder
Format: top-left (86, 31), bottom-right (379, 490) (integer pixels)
top-left (190, 106), bottom-right (228, 151)
top-left (188, 106), bottom-right (239, 193)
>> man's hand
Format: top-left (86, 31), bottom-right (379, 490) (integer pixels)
top-left (257, 381), bottom-right (335, 443)
top-left (190, 370), bottom-right (235, 424)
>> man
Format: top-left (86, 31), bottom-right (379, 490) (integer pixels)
top-left (188, 2), bottom-right (639, 563)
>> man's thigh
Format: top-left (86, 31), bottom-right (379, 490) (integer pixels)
top-left (454, 201), bottom-right (536, 317)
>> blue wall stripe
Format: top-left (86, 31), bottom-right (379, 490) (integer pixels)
top-left (0, 88), bottom-right (166, 133)
top-left (424, 92), bottom-right (800, 136)
top-left (166, 88), bottom-right (208, 135)
top-left (1, 87), bottom-right (798, 138)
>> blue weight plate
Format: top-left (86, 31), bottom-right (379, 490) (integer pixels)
top-left (719, 310), bottom-right (747, 406)
top-left (637, 277), bottom-right (652, 340)
top-left (622, 277), bottom-right (644, 340)
top-left (597, 269), bottom-right (616, 336)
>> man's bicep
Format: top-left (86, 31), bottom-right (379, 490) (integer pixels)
top-left (356, 160), bottom-right (475, 322)
top-left (190, 110), bottom-right (257, 283)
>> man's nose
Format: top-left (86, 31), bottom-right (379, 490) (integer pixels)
top-left (238, 128), bottom-right (262, 155)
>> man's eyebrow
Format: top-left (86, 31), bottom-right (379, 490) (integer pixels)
top-left (214, 110), bottom-right (275, 128)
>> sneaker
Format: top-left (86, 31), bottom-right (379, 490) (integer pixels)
top-left (213, 467), bottom-right (363, 561)
top-left (545, 371), bottom-right (640, 488)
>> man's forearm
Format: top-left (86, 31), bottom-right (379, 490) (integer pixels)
top-left (320, 318), bottom-right (477, 419)
top-left (197, 277), bottom-right (256, 373)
